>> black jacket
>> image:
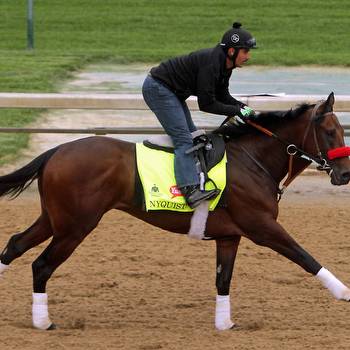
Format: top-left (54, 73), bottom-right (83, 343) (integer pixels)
top-left (150, 44), bottom-right (244, 116)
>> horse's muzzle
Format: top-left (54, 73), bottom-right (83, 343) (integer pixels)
top-left (331, 170), bottom-right (350, 185)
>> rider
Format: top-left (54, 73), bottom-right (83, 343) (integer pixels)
top-left (142, 22), bottom-right (257, 208)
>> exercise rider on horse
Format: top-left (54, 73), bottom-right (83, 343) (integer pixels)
top-left (142, 22), bottom-right (257, 208)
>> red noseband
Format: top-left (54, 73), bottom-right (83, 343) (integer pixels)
top-left (327, 146), bottom-right (350, 160)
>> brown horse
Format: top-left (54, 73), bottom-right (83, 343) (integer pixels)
top-left (0, 92), bottom-right (350, 331)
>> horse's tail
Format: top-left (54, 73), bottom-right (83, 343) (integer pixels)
top-left (0, 146), bottom-right (60, 199)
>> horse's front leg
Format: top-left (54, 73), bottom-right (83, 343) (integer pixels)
top-left (248, 218), bottom-right (350, 301)
top-left (215, 236), bottom-right (241, 330)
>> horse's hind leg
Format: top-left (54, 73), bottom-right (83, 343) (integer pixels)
top-left (31, 235), bottom-right (82, 330)
top-left (30, 213), bottom-right (102, 330)
top-left (0, 211), bottom-right (53, 276)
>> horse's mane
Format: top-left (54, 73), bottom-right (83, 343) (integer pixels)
top-left (255, 103), bottom-right (311, 127)
top-left (213, 103), bottom-right (313, 139)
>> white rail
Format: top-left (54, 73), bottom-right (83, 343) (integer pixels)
top-left (0, 93), bottom-right (349, 111)
top-left (0, 93), bottom-right (349, 135)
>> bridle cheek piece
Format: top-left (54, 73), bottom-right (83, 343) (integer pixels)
top-left (303, 106), bottom-right (350, 172)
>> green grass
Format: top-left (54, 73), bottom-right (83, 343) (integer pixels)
top-left (0, 0), bottom-right (349, 162)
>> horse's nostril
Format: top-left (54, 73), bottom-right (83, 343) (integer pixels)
top-left (341, 171), bottom-right (350, 181)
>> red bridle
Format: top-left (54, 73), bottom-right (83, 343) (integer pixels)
top-left (328, 146), bottom-right (350, 160)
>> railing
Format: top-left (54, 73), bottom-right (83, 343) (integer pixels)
top-left (0, 93), bottom-right (349, 135)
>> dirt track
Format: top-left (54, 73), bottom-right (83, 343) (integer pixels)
top-left (0, 173), bottom-right (350, 350)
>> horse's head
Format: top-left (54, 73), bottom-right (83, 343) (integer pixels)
top-left (303, 92), bottom-right (350, 185)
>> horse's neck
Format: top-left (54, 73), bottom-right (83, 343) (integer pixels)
top-left (229, 117), bottom-right (310, 186)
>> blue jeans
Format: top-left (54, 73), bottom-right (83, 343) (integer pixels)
top-left (142, 75), bottom-right (199, 188)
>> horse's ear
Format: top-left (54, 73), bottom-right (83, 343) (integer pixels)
top-left (325, 92), bottom-right (335, 111)
top-left (319, 92), bottom-right (335, 114)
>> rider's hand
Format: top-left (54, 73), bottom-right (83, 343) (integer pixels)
top-left (239, 106), bottom-right (255, 119)
top-left (235, 106), bottom-right (256, 124)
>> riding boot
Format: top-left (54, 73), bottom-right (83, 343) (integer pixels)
top-left (180, 185), bottom-right (220, 209)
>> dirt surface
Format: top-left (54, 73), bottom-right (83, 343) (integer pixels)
top-left (0, 173), bottom-right (350, 350)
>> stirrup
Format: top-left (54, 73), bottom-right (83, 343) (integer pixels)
top-left (182, 186), bottom-right (219, 209)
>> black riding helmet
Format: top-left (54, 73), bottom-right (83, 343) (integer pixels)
top-left (220, 22), bottom-right (257, 52)
top-left (220, 22), bottom-right (257, 68)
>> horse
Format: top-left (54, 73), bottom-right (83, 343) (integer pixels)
top-left (0, 92), bottom-right (350, 331)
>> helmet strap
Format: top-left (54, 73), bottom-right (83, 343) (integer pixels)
top-left (228, 48), bottom-right (240, 68)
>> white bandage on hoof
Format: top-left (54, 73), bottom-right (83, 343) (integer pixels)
top-left (188, 201), bottom-right (209, 240)
top-left (215, 295), bottom-right (235, 330)
top-left (32, 293), bottom-right (53, 330)
top-left (0, 262), bottom-right (9, 276)
top-left (316, 267), bottom-right (350, 301)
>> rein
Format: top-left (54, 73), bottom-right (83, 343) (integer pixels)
top-left (247, 105), bottom-right (330, 168)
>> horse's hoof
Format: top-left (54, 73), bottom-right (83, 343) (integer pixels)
top-left (47, 323), bottom-right (57, 330)
top-left (216, 320), bottom-right (236, 331)
top-left (0, 262), bottom-right (9, 276)
top-left (230, 323), bottom-right (240, 330)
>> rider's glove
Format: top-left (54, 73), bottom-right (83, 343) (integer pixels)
top-left (237, 106), bottom-right (256, 123)
top-left (239, 106), bottom-right (255, 118)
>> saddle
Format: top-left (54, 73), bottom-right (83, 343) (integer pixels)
top-left (143, 130), bottom-right (226, 187)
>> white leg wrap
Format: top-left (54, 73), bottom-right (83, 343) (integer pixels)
top-left (188, 201), bottom-right (209, 240)
top-left (0, 262), bottom-right (9, 276)
top-left (32, 293), bottom-right (53, 330)
top-left (215, 295), bottom-right (235, 330)
top-left (316, 267), bottom-right (350, 301)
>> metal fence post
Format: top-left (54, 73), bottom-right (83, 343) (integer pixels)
top-left (27, 0), bottom-right (34, 50)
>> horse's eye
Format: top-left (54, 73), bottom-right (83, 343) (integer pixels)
top-left (326, 129), bottom-right (336, 137)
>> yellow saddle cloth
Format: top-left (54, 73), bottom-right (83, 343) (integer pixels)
top-left (136, 143), bottom-right (227, 212)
